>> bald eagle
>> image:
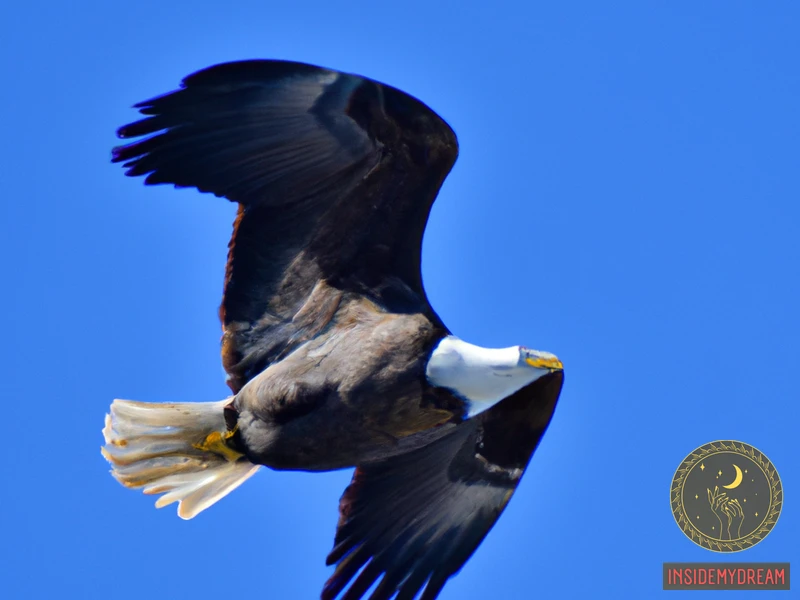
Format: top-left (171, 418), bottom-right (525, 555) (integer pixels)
top-left (103, 59), bottom-right (564, 600)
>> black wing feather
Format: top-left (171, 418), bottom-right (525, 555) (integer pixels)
top-left (113, 60), bottom-right (458, 393)
top-left (114, 61), bottom-right (376, 205)
top-left (325, 372), bottom-right (564, 600)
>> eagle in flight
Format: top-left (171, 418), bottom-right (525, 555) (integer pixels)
top-left (102, 59), bottom-right (564, 600)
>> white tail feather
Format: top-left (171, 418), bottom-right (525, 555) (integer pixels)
top-left (102, 398), bottom-right (260, 519)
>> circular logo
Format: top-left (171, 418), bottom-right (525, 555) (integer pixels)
top-left (670, 440), bottom-right (783, 552)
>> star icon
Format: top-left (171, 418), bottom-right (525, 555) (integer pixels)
top-left (700, 464), bottom-right (705, 471)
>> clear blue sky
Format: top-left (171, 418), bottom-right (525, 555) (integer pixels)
top-left (1, 2), bottom-right (797, 598)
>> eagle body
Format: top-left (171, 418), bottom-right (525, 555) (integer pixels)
top-left (102, 59), bottom-right (565, 600)
top-left (233, 301), bottom-right (459, 471)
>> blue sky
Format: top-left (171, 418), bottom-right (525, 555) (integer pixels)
top-left (1, 2), bottom-right (798, 598)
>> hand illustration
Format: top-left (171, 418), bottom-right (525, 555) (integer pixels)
top-left (722, 498), bottom-right (745, 539)
top-left (707, 486), bottom-right (731, 539)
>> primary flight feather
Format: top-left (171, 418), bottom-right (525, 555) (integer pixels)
top-left (103, 59), bottom-right (564, 600)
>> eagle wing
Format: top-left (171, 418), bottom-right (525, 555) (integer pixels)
top-left (323, 371), bottom-right (564, 600)
top-left (112, 60), bottom-right (458, 392)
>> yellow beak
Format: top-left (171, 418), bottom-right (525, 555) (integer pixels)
top-left (525, 356), bottom-right (564, 372)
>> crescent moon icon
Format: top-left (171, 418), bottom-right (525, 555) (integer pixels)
top-left (723, 464), bottom-right (743, 489)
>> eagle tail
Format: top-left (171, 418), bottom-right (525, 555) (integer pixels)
top-left (101, 398), bottom-right (260, 519)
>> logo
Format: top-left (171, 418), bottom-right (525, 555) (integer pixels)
top-left (670, 440), bottom-right (782, 552)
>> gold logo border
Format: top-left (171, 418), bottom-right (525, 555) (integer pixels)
top-left (670, 440), bottom-right (783, 553)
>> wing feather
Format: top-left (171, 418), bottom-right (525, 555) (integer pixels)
top-left (112, 60), bottom-right (458, 392)
top-left (324, 372), bottom-right (564, 600)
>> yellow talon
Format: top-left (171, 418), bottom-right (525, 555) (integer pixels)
top-left (193, 429), bottom-right (244, 462)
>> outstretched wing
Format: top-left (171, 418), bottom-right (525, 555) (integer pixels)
top-left (112, 60), bottom-right (458, 392)
top-left (324, 372), bottom-right (564, 600)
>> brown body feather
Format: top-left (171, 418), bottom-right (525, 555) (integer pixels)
top-left (232, 295), bottom-right (463, 470)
